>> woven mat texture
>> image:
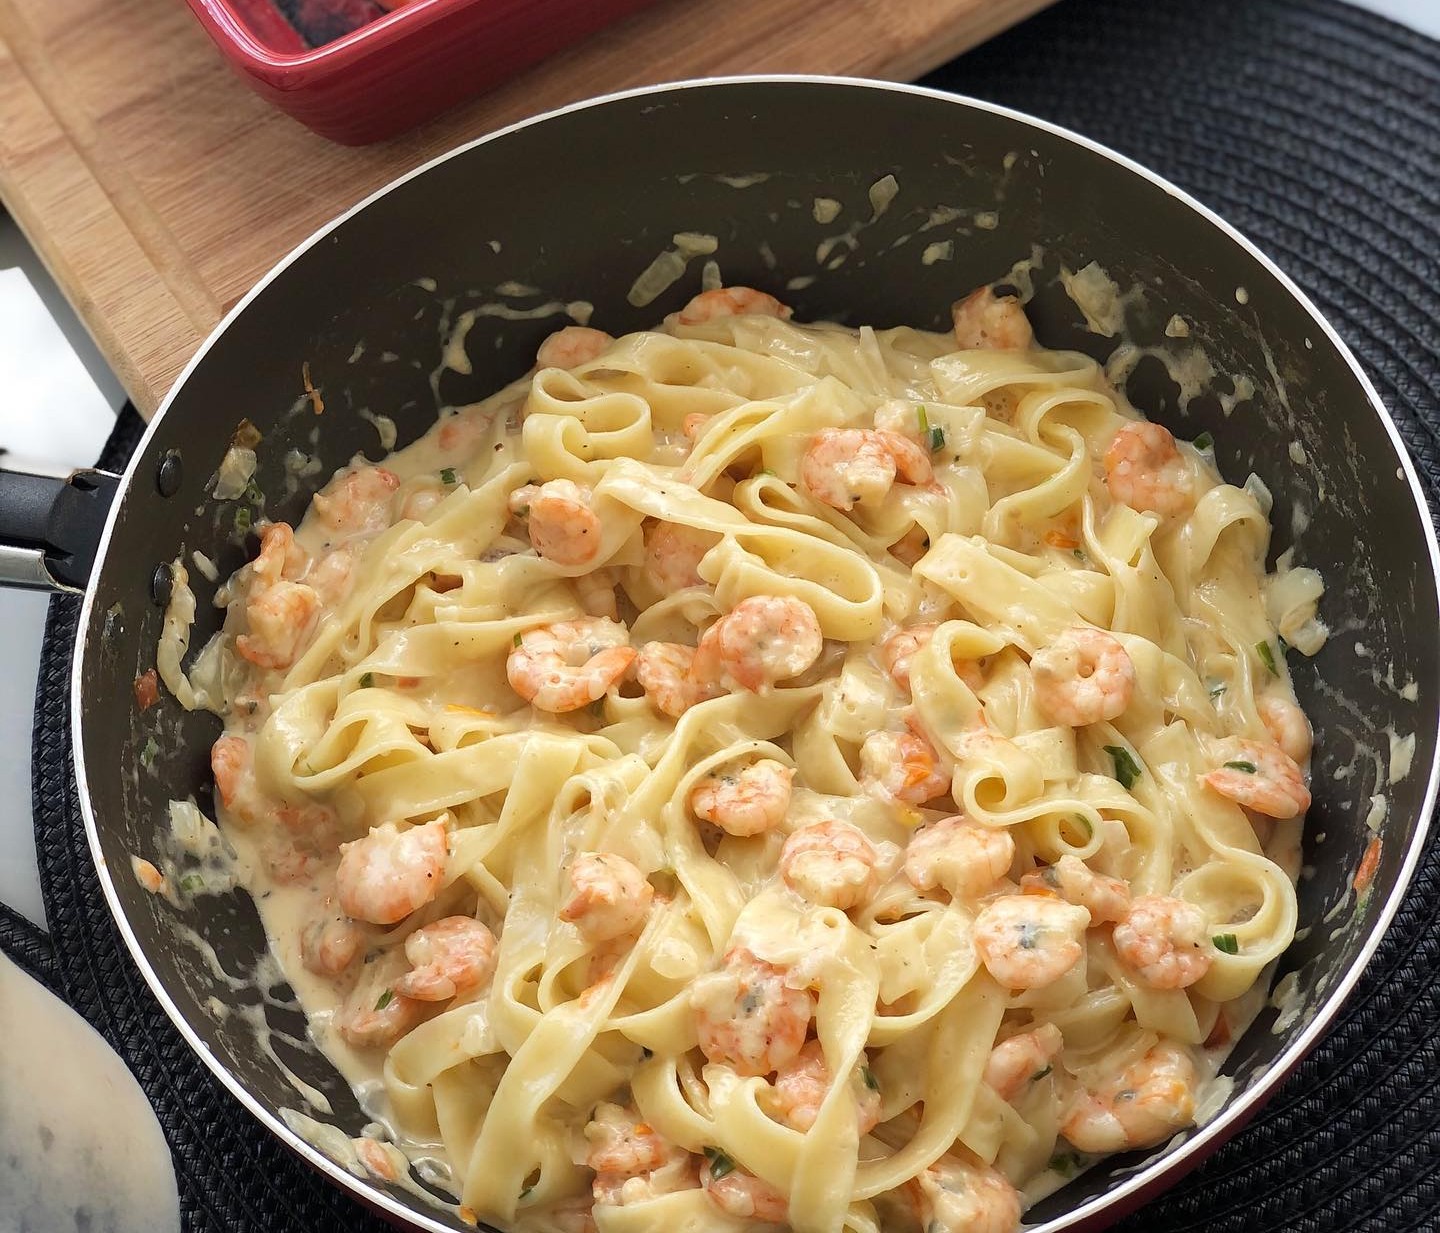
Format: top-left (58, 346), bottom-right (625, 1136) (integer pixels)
top-left (6, 0), bottom-right (1438, 1227)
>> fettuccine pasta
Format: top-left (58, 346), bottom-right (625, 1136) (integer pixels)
top-left (169, 282), bottom-right (1322, 1233)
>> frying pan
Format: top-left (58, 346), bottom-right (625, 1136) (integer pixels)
top-left (1, 78), bottom-right (1435, 1232)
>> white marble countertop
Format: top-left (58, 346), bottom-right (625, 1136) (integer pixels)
top-left (0, 0), bottom-right (1435, 933)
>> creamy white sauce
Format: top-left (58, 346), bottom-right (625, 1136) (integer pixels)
top-left (1364, 794), bottom-right (1388, 832)
top-left (0, 954), bottom-right (180, 1233)
top-left (1389, 729), bottom-right (1417, 782)
top-left (1060, 262), bottom-right (1133, 337)
top-left (626, 233), bottom-right (720, 308)
top-left (715, 172), bottom-right (770, 189)
top-left (921, 240), bottom-right (954, 266)
top-left (867, 174), bottom-right (899, 221)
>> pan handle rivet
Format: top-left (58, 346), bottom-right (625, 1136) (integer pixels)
top-left (156, 450), bottom-right (183, 498)
top-left (150, 562), bottom-right (174, 607)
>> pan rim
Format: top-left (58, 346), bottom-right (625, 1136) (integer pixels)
top-left (71, 73), bottom-right (1440, 1233)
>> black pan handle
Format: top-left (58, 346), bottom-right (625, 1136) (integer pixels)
top-left (0, 468), bottom-right (121, 593)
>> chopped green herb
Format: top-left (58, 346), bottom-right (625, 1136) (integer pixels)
top-left (1049, 1151), bottom-right (1083, 1179)
top-left (243, 478), bottom-right (263, 503)
top-left (1071, 814), bottom-right (1094, 841)
top-left (1105, 745), bottom-right (1142, 790)
top-left (759, 468), bottom-right (777, 477)
top-left (1256, 639), bottom-right (1279, 676)
top-left (703, 1147), bottom-right (735, 1180)
top-left (1357, 886), bottom-right (1374, 913)
top-left (1193, 431), bottom-right (1214, 451)
top-left (179, 872), bottom-right (206, 893)
top-left (374, 989), bottom-right (395, 1012)
top-left (928, 425), bottom-right (946, 452)
top-left (1223, 760), bottom-right (1258, 773)
top-left (1213, 933), bottom-right (1240, 955)
top-left (916, 405), bottom-right (930, 435)
top-left (519, 1186), bottom-right (535, 1202)
top-left (1032, 1064), bottom-right (1053, 1082)
top-left (440, 467), bottom-right (458, 486)
top-left (1208, 681), bottom-right (1226, 699)
top-left (513, 633), bottom-right (523, 648)
top-left (233, 506), bottom-right (252, 535)
top-left (862, 1067), bottom-right (880, 1092)
top-left (1073, 547), bottom-right (1086, 561)
top-left (140, 736), bottom-right (160, 768)
top-left (359, 672), bottom-right (374, 689)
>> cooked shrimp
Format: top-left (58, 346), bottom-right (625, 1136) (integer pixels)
top-left (585, 1103), bottom-right (684, 1176)
top-left (951, 286), bottom-right (1034, 352)
top-left (401, 484), bottom-right (445, 523)
top-left (1021, 855), bottom-right (1131, 924)
top-left (1030, 628), bottom-right (1135, 726)
top-left (393, 916), bottom-right (497, 1001)
top-left (701, 1161), bottom-right (788, 1224)
top-left (1104, 421), bottom-right (1194, 517)
top-left (336, 818), bottom-right (448, 926)
top-left (780, 820), bottom-right (882, 910)
top-left (211, 735), bottom-right (258, 820)
top-left (508, 618), bottom-right (637, 713)
top-left (692, 948), bottom-right (813, 1076)
top-left (911, 1152), bottom-right (1022, 1233)
top-left (678, 286), bottom-right (792, 326)
top-left (973, 894), bottom-right (1090, 989)
top-left (771, 1040), bottom-right (883, 1134)
top-left (904, 816), bottom-right (1015, 901)
top-left (536, 325), bottom-right (613, 369)
top-left (574, 566), bottom-right (620, 620)
top-left (1061, 1041), bottom-right (1197, 1153)
top-left (1112, 894), bottom-right (1214, 989)
top-left (881, 624), bottom-right (937, 691)
top-left (880, 624), bottom-right (982, 693)
top-left (800, 428), bottom-right (933, 512)
top-left (313, 466), bottom-right (401, 534)
top-left (984, 1024), bottom-right (1064, 1101)
top-left (559, 852), bottom-right (654, 942)
top-left (691, 596), bottom-right (823, 693)
top-left (236, 579), bottom-right (322, 670)
top-left (337, 981), bottom-right (423, 1048)
top-left (635, 641), bottom-right (711, 718)
top-left (873, 399), bottom-right (928, 443)
top-left (860, 727), bottom-right (950, 805)
top-left (1201, 737), bottom-right (1311, 819)
top-left (508, 479), bottom-right (602, 567)
top-left (300, 908), bottom-right (365, 977)
top-left (250, 521), bottom-right (306, 589)
top-left (1258, 693), bottom-right (1313, 764)
top-left (690, 759), bottom-right (794, 837)
top-left (307, 546), bottom-right (355, 605)
top-left (643, 520), bottom-right (718, 592)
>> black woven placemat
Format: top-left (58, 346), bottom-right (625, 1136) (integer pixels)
top-left (5, 0), bottom-right (1438, 1228)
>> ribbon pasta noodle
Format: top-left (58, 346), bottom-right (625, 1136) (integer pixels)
top-left (174, 284), bottom-right (1322, 1233)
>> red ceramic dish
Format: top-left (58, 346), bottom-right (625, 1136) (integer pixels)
top-left (184, 0), bottom-right (662, 145)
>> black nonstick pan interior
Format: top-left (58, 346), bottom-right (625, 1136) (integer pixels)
top-left (73, 79), bottom-right (1439, 1231)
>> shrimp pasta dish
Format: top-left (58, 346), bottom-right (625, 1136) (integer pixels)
top-left (177, 282), bottom-right (1322, 1233)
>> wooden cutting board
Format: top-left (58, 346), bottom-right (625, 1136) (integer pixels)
top-left (0, 0), bottom-right (1053, 417)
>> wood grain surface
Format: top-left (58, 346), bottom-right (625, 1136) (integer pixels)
top-left (0, 0), bottom-right (1052, 416)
